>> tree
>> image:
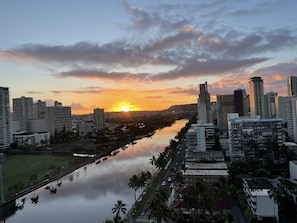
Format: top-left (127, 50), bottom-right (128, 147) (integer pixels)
top-left (149, 156), bottom-right (157, 175)
top-left (147, 187), bottom-right (171, 223)
top-left (128, 174), bottom-right (139, 201)
top-left (112, 200), bottom-right (127, 223)
top-left (184, 178), bottom-right (207, 221)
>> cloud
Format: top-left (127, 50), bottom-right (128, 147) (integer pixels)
top-left (0, 1), bottom-right (296, 88)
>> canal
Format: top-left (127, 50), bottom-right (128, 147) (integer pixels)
top-left (1, 119), bottom-right (188, 223)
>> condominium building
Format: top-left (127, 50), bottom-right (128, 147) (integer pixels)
top-left (249, 77), bottom-right (265, 118)
top-left (275, 96), bottom-right (289, 122)
top-left (288, 76), bottom-right (297, 96)
top-left (216, 94), bottom-right (234, 125)
top-left (33, 100), bottom-right (46, 119)
top-left (93, 108), bottom-right (105, 131)
top-left (12, 96), bottom-right (33, 132)
top-left (0, 87), bottom-right (12, 149)
top-left (46, 101), bottom-right (72, 137)
top-left (186, 123), bottom-right (215, 155)
top-left (234, 89), bottom-right (249, 117)
top-left (286, 97), bottom-right (297, 142)
top-left (228, 114), bottom-right (283, 162)
top-left (264, 92), bottom-right (277, 118)
top-left (197, 81), bottom-right (212, 123)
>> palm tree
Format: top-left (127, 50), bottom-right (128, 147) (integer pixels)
top-left (128, 174), bottom-right (139, 201)
top-left (149, 156), bottom-right (157, 175)
top-left (112, 200), bottom-right (127, 223)
top-left (147, 188), bottom-right (171, 223)
top-left (184, 178), bottom-right (207, 221)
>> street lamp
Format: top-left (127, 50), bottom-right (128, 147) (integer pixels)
top-left (0, 153), bottom-right (5, 201)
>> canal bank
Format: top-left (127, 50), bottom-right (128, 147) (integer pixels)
top-left (1, 119), bottom-right (188, 223)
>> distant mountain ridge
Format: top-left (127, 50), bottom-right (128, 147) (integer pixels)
top-left (165, 103), bottom-right (197, 112)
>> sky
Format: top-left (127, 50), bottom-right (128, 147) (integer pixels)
top-left (1, 0), bottom-right (297, 114)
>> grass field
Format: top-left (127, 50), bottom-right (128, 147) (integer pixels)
top-left (2, 154), bottom-right (81, 197)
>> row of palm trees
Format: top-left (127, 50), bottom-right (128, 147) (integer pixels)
top-left (104, 116), bottom-right (197, 223)
top-left (128, 171), bottom-right (152, 202)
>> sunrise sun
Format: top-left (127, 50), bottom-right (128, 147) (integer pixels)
top-left (120, 105), bottom-right (131, 112)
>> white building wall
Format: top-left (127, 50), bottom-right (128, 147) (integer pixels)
top-left (256, 196), bottom-right (278, 218)
top-left (289, 161), bottom-right (297, 180)
top-left (197, 127), bottom-right (206, 152)
top-left (28, 119), bottom-right (48, 133)
top-left (46, 102), bottom-right (72, 136)
top-left (275, 96), bottom-right (289, 122)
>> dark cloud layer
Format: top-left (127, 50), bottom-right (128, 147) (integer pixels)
top-left (1, 1), bottom-right (297, 87)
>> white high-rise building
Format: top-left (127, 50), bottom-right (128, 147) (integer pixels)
top-left (12, 96), bottom-right (33, 132)
top-left (275, 96), bottom-right (290, 122)
top-left (0, 87), bottom-right (12, 149)
top-left (33, 100), bottom-right (46, 119)
top-left (228, 114), bottom-right (283, 162)
top-left (264, 92), bottom-right (277, 118)
top-left (46, 101), bottom-right (72, 137)
top-left (249, 77), bottom-right (265, 118)
top-left (197, 82), bottom-right (212, 123)
top-left (288, 76), bottom-right (297, 96)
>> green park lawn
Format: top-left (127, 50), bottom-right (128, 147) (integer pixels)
top-left (2, 154), bottom-right (81, 197)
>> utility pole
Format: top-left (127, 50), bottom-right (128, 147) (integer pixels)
top-left (0, 153), bottom-right (5, 201)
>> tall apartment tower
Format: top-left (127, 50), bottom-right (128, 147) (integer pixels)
top-left (197, 81), bottom-right (212, 123)
top-left (234, 89), bottom-right (249, 117)
top-left (46, 101), bottom-right (72, 137)
top-left (264, 92), bottom-right (277, 118)
top-left (216, 94), bottom-right (234, 125)
top-left (286, 97), bottom-right (297, 142)
top-left (0, 87), bottom-right (12, 149)
top-left (288, 76), bottom-right (297, 96)
top-left (249, 77), bottom-right (265, 118)
top-left (12, 96), bottom-right (33, 132)
top-left (33, 100), bottom-right (46, 119)
top-left (93, 108), bottom-right (105, 131)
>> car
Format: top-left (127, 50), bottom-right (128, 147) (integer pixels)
top-left (170, 183), bottom-right (174, 188)
top-left (162, 181), bottom-right (166, 186)
top-left (168, 177), bottom-right (171, 182)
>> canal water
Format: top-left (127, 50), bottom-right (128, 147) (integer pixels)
top-left (1, 119), bottom-right (188, 223)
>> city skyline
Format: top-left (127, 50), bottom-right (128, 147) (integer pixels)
top-left (1, 0), bottom-right (297, 114)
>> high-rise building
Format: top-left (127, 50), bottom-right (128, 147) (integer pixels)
top-left (234, 89), bottom-right (249, 117)
top-left (287, 76), bottom-right (297, 96)
top-left (12, 96), bottom-right (33, 132)
top-left (33, 100), bottom-right (46, 119)
top-left (216, 94), bottom-right (234, 125)
top-left (275, 96), bottom-right (290, 122)
top-left (46, 101), bottom-right (72, 136)
top-left (286, 97), bottom-right (297, 142)
top-left (0, 87), bottom-right (12, 149)
top-left (249, 77), bottom-right (265, 118)
top-left (228, 114), bottom-right (283, 162)
top-left (264, 92), bottom-right (277, 118)
top-left (197, 81), bottom-right (212, 123)
top-left (93, 108), bottom-right (105, 131)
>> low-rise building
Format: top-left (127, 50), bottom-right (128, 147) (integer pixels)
top-left (13, 132), bottom-right (50, 147)
top-left (242, 178), bottom-right (279, 222)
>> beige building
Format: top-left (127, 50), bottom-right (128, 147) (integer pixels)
top-left (46, 101), bottom-right (72, 136)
